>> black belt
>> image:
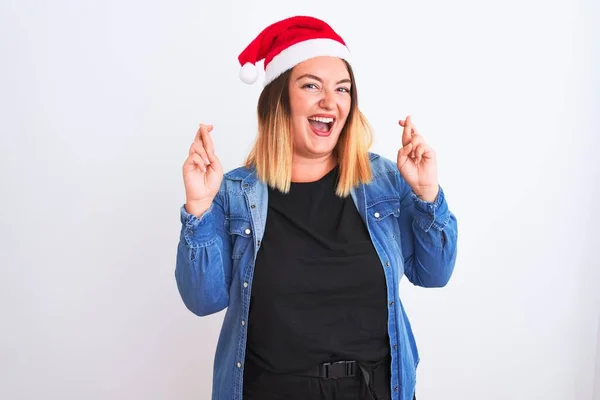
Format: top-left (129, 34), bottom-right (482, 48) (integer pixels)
top-left (298, 360), bottom-right (376, 399)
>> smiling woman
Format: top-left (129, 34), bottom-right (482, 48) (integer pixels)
top-left (245, 55), bottom-right (372, 194)
top-left (291, 64), bottom-right (351, 141)
top-left (175, 15), bottom-right (458, 400)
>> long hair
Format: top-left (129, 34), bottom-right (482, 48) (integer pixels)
top-left (243, 60), bottom-right (373, 197)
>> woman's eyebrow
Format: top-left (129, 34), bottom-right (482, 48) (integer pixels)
top-left (295, 74), bottom-right (351, 85)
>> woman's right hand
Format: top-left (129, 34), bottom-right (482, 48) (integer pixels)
top-left (182, 123), bottom-right (224, 217)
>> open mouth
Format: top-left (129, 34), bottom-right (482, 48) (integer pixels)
top-left (308, 116), bottom-right (335, 136)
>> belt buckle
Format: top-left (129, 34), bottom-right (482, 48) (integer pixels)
top-left (320, 360), bottom-right (356, 379)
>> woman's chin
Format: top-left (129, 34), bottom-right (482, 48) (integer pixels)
top-left (308, 138), bottom-right (339, 156)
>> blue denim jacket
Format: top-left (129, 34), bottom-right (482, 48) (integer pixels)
top-left (175, 152), bottom-right (458, 400)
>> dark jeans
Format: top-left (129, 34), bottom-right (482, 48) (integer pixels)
top-left (242, 354), bottom-right (415, 400)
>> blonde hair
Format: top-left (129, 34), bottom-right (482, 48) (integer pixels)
top-left (244, 60), bottom-right (373, 197)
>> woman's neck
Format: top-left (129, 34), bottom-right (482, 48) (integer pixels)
top-left (290, 154), bottom-right (337, 183)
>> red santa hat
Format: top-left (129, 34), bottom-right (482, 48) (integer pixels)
top-left (237, 16), bottom-right (352, 86)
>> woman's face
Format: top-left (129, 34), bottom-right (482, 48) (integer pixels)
top-left (288, 56), bottom-right (352, 160)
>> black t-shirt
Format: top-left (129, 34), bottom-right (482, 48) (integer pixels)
top-left (244, 165), bottom-right (390, 375)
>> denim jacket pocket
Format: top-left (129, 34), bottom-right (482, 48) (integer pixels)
top-left (367, 197), bottom-right (401, 240)
top-left (225, 216), bottom-right (253, 259)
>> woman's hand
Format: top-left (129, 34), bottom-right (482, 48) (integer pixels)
top-left (182, 123), bottom-right (224, 216)
top-left (396, 116), bottom-right (439, 202)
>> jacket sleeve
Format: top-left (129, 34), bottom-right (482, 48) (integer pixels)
top-left (396, 173), bottom-right (458, 288)
top-left (175, 190), bottom-right (232, 316)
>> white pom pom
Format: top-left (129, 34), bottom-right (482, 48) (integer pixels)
top-left (239, 62), bottom-right (258, 84)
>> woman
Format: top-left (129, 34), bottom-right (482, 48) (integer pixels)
top-left (175, 16), bottom-right (458, 400)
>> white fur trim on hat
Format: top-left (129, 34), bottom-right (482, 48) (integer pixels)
top-left (263, 38), bottom-right (351, 87)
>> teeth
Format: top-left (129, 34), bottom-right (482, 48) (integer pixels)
top-left (308, 116), bottom-right (334, 123)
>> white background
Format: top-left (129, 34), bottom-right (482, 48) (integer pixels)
top-left (1, 0), bottom-right (598, 399)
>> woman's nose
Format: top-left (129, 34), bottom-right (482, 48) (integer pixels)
top-left (318, 90), bottom-right (334, 110)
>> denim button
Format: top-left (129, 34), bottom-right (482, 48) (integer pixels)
top-left (374, 212), bottom-right (380, 218)
top-left (241, 320), bottom-right (246, 326)
top-left (243, 282), bottom-right (248, 288)
top-left (245, 228), bottom-right (251, 235)
top-left (237, 362), bottom-right (242, 368)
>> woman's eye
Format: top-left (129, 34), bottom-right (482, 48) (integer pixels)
top-left (302, 83), bottom-right (319, 90)
top-left (337, 87), bottom-right (350, 93)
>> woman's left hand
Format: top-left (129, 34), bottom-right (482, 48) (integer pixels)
top-left (396, 116), bottom-right (439, 202)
